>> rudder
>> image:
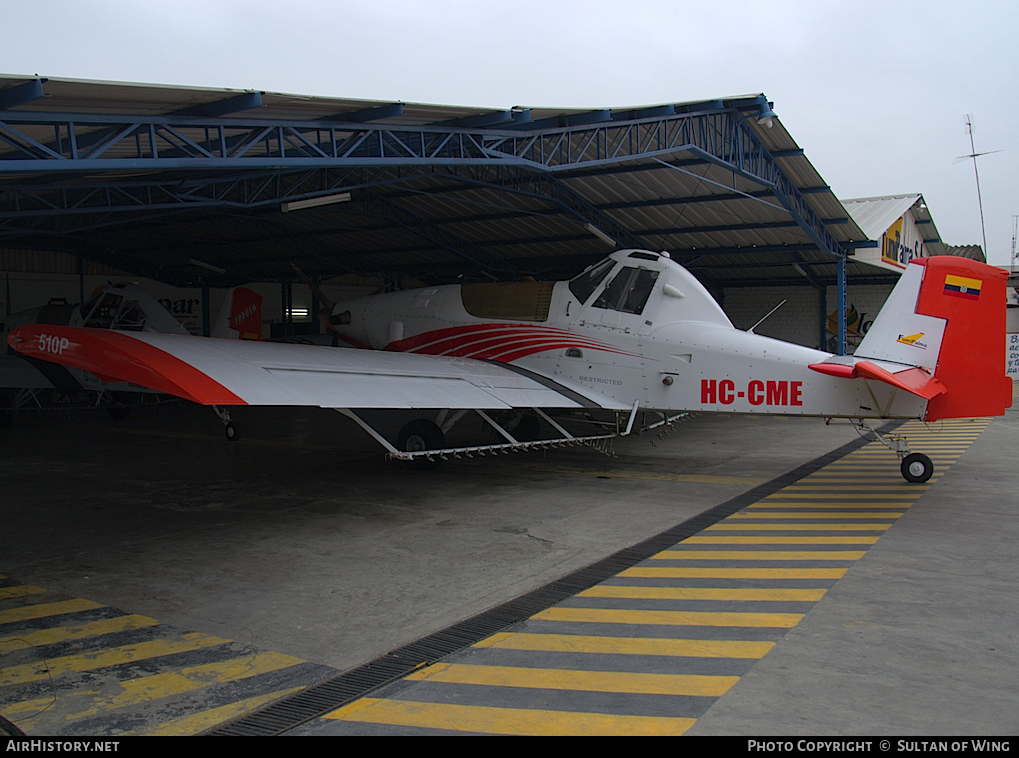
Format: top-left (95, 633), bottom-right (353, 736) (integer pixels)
top-left (914, 256), bottom-right (1010, 420)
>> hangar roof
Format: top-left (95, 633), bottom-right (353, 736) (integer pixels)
top-left (843, 194), bottom-right (948, 258)
top-left (0, 75), bottom-right (894, 291)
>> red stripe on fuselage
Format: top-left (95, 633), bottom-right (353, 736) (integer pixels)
top-left (385, 323), bottom-right (642, 361)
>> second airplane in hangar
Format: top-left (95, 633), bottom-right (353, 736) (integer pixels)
top-left (7, 249), bottom-right (1011, 481)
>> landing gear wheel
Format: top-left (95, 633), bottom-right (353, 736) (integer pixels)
top-left (516, 414), bottom-right (541, 442)
top-left (224, 423), bottom-right (240, 442)
top-left (397, 419), bottom-right (445, 470)
top-left (106, 403), bottom-right (130, 420)
top-left (901, 453), bottom-right (933, 483)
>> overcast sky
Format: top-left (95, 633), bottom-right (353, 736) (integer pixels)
top-left (4, 0), bottom-right (1017, 264)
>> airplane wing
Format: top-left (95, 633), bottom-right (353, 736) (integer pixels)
top-left (7, 325), bottom-right (628, 411)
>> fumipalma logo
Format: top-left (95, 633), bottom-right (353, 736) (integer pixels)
top-left (896, 332), bottom-right (928, 349)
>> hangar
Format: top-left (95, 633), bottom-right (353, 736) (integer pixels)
top-left (5, 76), bottom-right (1013, 738)
top-left (0, 75), bottom-right (928, 353)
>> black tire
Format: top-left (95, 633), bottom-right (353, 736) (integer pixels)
top-left (224, 423), bottom-right (240, 442)
top-left (515, 414), bottom-right (542, 442)
top-left (901, 453), bottom-right (933, 483)
top-left (397, 419), bottom-right (445, 470)
top-left (106, 403), bottom-right (130, 420)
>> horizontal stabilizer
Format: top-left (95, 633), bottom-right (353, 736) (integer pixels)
top-left (808, 359), bottom-right (947, 400)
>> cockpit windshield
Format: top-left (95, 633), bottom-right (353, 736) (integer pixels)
top-left (592, 267), bottom-right (659, 315)
top-left (568, 259), bottom-right (615, 304)
top-left (81, 293), bottom-right (148, 331)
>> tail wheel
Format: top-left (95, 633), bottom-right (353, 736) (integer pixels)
top-left (397, 419), bottom-right (445, 470)
top-left (901, 453), bottom-right (933, 483)
top-left (224, 423), bottom-right (240, 442)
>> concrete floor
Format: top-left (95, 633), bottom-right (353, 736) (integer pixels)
top-left (1, 399), bottom-right (1016, 734)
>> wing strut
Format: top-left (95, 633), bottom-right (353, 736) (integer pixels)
top-left (336, 403), bottom-right (646, 465)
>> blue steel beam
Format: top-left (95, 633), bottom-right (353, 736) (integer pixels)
top-left (328, 103), bottom-right (404, 122)
top-left (437, 111), bottom-right (516, 128)
top-left (0, 79), bottom-right (46, 109)
top-left (0, 100), bottom-right (846, 256)
top-left (171, 92), bottom-right (263, 118)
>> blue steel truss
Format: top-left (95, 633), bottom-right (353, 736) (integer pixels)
top-left (0, 98), bottom-right (847, 260)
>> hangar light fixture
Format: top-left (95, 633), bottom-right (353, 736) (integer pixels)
top-left (584, 223), bottom-right (617, 247)
top-left (189, 258), bottom-right (226, 274)
top-left (757, 102), bottom-right (776, 129)
top-left (281, 192), bottom-right (352, 213)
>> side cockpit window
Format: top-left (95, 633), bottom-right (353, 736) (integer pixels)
top-left (82, 293), bottom-right (123, 329)
top-left (568, 259), bottom-right (615, 304)
top-left (592, 267), bottom-right (659, 315)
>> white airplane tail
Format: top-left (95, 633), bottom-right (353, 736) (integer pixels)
top-left (855, 256), bottom-right (1011, 421)
top-left (212, 287), bottom-right (263, 340)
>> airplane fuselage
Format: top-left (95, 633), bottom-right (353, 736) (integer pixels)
top-left (331, 250), bottom-right (927, 419)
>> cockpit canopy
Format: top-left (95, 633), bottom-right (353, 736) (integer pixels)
top-left (568, 250), bottom-right (733, 328)
top-left (569, 252), bottom-right (661, 316)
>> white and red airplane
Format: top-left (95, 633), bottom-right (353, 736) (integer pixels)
top-left (6, 250), bottom-right (1011, 481)
top-left (1, 283), bottom-right (262, 424)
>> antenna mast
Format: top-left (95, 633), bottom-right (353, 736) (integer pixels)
top-left (958, 115), bottom-right (1003, 258)
top-left (1011, 214), bottom-right (1018, 269)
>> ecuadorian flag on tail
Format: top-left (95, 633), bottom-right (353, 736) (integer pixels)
top-left (943, 273), bottom-right (982, 301)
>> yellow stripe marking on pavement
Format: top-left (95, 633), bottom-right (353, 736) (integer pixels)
top-left (685, 536), bottom-right (879, 544)
top-left (762, 492), bottom-right (921, 499)
top-left (704, 523), bottom-right (891, 531)
top-left (782, 484), bottom-right (930, 490)
top-left (1, 697), bottom-right (54, 718)
top-left (0, 631), bottom-right (230, 686)
top-left (57, 651), bottom-right (306, 721)
top-left (326, 698), bottom-right (696, 736)
top-left (0, 586), bottom-right (48, 600)
top-left (131, 686), bottom-right (305, 736)
top-left (652, 550), bottom-right (866, 561)
top-left (0, 599), bottom-right (103, 624)
top-left (405, 662), bottom-right (740, 698)
top-left (474, 632), bottom-right (775, 659)
top-left (619, 567), bottom-right (846, 579)
top-left (728, 511), bottom-right (904, 519)
top-left (746, 502), bottom-right (914, 508)
top-left (578, 586), bottom-right (826, 601)
top-left (533, 607), bottom-right (803, 627)
top-left (0, 614), bottom-right (159, 653)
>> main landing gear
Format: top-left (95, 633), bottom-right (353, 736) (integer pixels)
top-left (212, 405), bottom-right (240, 441)
top-left (396, 419), bottom-right (445, 471)
top-left (849, 419), bottom-right (934, 483)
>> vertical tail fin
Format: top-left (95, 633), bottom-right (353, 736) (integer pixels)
top-left (915, 257), bottom-right (1010, 420)
top-left (858, 256), bottom-right (1010, 420)
top-left (212, 287), bottom-right (263, 340)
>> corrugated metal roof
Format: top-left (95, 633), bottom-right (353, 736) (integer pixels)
top-left (0, 76), bottom-right (893, 289)
top-left (843, 194), bottom-right (947, 258)
top-left (944, 244), bottom-right (986, 262)
top-left (842, 195), bottom-right (922, 240)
